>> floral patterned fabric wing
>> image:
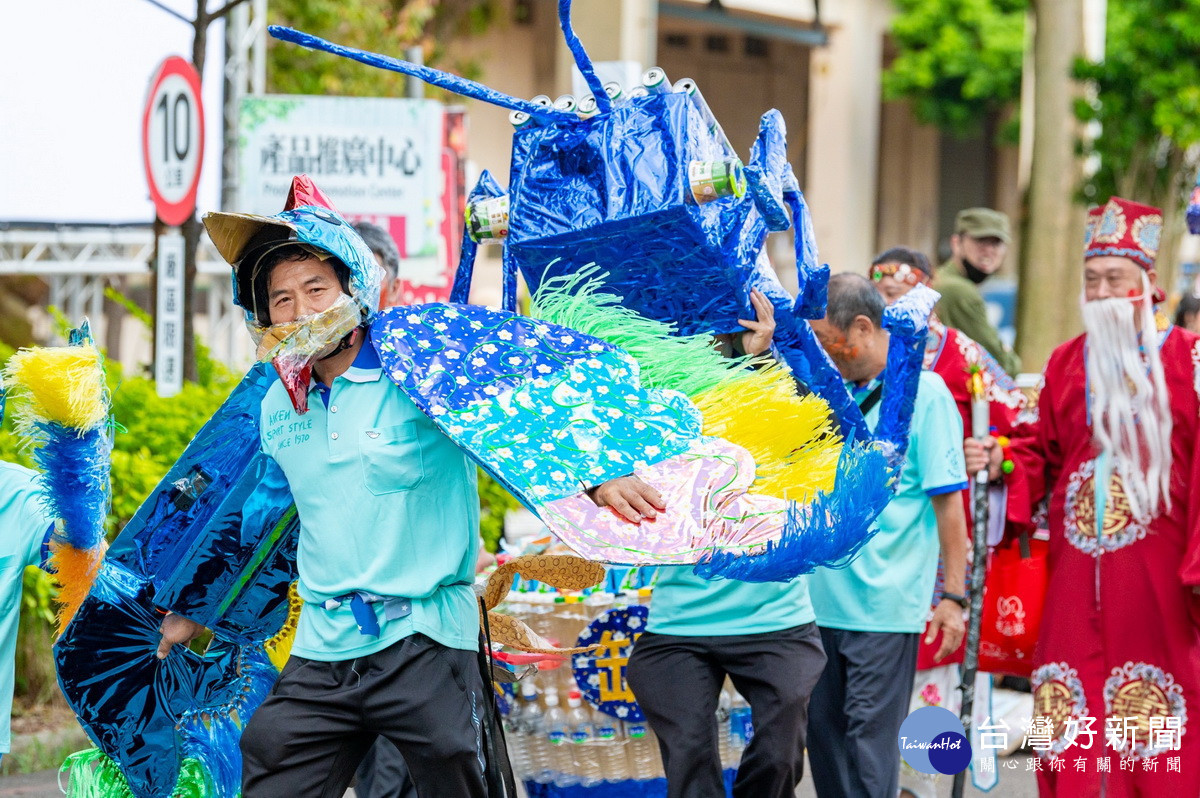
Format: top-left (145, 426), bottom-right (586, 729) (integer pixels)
top-left (373, 304), bottom-right (703, 505)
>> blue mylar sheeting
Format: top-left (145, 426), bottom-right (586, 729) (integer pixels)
top-left (57, 363), bottom-right (299, 798)
top-left (508, 92), bottom-right (765, 339)
top-left (450, 170), bottom-right (506, 305)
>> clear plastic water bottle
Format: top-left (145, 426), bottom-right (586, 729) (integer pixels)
top-left (515, 682), bottom-right (545, 782)
top-left (567, 690), bottom-right (602, 787)
top-left (716, 687), bottom-right (734, 769)
top-left (503, 696), bottom-right (529, 780)
top-left (544, 692), bottom-right (578, 786)
top-left (593, 708), bottom-right (628, 782)
top-left (729, 691), bottom-right (754, 752)
top-left (625, 718), bottom-right (660, 780)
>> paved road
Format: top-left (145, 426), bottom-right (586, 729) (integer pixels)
top-left (2, 759), bottom-right (1037, 797)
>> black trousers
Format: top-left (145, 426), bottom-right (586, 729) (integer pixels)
top-left (626, 622), bottom-right (826, 798)
top-left (241, 633), bottom-right (487, 798)
top-left (355, 738), bottom-right (418, 798)
top-left (806, 627), bottom-right (919, 798)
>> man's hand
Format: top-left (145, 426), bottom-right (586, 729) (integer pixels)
top-left (964, 435), bottom-right (1003, 481)
top-left (737, 289), bottom-right (776, 357)
top-left (591, 476), bottom-right (666, 524)
top-left (926, 599), bottom-right (966, 662)
top-left (156, 612), bottom-right (206, 660)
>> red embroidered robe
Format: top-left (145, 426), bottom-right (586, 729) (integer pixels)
top-left (1008, 326), bottom-right (1200, 796)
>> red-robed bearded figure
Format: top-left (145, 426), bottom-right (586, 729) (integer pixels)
top-left (986, 197), bottom-right (1200, 795)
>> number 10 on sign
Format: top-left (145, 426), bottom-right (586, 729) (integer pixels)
top-left (142, 56), bottom-right (204, 227)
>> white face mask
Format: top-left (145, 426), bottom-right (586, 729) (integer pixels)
top-left (251, 292), bottom-right (362, 414)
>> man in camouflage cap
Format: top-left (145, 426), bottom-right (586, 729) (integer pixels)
top-left (933, 207), bottom-right (1021, 375)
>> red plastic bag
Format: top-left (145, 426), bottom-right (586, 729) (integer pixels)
top-left (978, 536), bottom-right (1048, 678)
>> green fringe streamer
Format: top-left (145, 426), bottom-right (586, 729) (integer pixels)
top-left (61, 748), bottom-right (214, 798)
top-left (529, 266), bottom-right (752, 398)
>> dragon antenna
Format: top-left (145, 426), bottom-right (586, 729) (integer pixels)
top-left (557, 0), bottom-right (613, 114)
top-left (269, 27), bottom-right (574, 124)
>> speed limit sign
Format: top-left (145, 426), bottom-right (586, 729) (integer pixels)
top-left (142, 56), bottom-right (204, 226)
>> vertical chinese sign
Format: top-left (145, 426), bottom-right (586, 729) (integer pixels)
top-left (238, 96), bottom-right (467, 305)
top-left (155, 232), bottom-right (186, 396)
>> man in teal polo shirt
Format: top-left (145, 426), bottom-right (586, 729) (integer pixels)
top-left (806, 274), bottom-right (969, 798)
top-left (626, 292), bottom-right (827, 798)
top-left (0, 460), bottom-right (57, 768)
top-left (160, 193), bottom-right (659, 798)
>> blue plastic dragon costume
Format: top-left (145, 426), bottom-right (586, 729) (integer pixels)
top-left (42, 5), bottom-right (937, 797)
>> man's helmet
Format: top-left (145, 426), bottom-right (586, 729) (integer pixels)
top-left (203, 175), bottom-right (382, 336)
top-left (202, 176), bottom-right (383, 413)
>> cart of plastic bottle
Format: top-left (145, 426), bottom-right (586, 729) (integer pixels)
top-left (496, 565), bottom-right (751, 797)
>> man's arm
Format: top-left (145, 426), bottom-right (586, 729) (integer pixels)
top-left (926, 490), bottom-right (968, 662)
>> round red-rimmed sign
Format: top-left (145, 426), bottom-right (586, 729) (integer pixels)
top-left (142, 56), bottom-right (205, 226)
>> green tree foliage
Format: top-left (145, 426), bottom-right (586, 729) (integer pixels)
top-left (1073, 0), bottom-right (1200, 206)
top-left (882, 0), bottom-right (1026, 137)
top-left (267, 0), bottom-right (499, 97)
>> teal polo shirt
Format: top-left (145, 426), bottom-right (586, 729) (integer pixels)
top-left (646, 566), bottom-right (816, 637)
top-left (809, 370), bottom-right (967, 634)
top-left (260, 335), bottom-right (481, 660)
top-left (0, 461), bottom-right (55, 755)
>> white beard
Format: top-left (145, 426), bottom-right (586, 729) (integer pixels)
top-left (1080, 274), bottom-right (1172, 524)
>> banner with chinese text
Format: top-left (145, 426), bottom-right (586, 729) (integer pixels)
top-left (238, 95), bottom-right (466, 304)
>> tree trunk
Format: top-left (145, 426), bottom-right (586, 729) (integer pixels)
top-left (1016, 0), bottom-right (1086, 373)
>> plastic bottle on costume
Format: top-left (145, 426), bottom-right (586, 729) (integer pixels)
top-left (592, 707), bottom-right (628, 782)
top-left (625, 717), bottom-right (661, 780)
top-left (729, 690), bottom-right (754, 752)
top-left (716, 686), bottom-right (734, 768)
top-left (544, 691), bottom-right (578, 786)
top-left (567, 690), bottom-right (602, 787)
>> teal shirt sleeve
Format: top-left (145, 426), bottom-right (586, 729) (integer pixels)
top-left (913, 373), bottom-right (969, 495)
top-left (0, 463), bottom-right (56, 754)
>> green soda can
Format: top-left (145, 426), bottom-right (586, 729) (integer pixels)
top-left (466, 195), bottom-right (511, 243)
top-left (688, 158), bottom-right (746, 205)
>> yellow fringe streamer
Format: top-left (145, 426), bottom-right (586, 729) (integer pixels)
top-left (693, 364), bottom-right (842, 502)
top-left (263, 583), bottom-right (302, 670)
top-left (48, 539), bottom-right (109, 635)
top-left (3, 344), bottom-right (108, 430)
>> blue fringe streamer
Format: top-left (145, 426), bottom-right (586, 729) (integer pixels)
top-left (693, 444), bottom-right (897, 583)
top-left (873, 283), bottom-right (937, 462)
top-left (30, 421), bottom-right (112, 551)
top-left (178, 646), bottom-right (277, 798)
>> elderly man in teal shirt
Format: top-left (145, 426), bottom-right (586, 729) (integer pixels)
top-left (0, 460), bottom-right (57, 768)
top-left (160, 192), bottom-right (660, 798)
